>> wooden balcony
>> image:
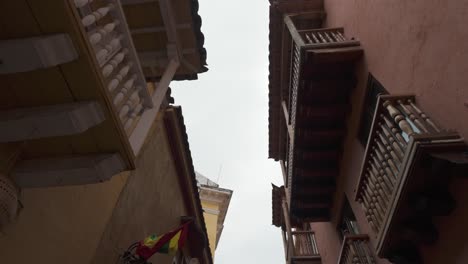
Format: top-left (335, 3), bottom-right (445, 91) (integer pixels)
top-left (338, 235), bottom-right (376, 264)
top-left (282, 16), bottom-right (363, 222)
top-left (285, 230), bottom-right (321, 264)
top-left (355, 95), bottom-right (468, 263)
top-left (272, 185), bottom-right (322, 264)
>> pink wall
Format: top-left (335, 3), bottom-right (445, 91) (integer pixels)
top-left (310, 0), bottom-right (468, 263)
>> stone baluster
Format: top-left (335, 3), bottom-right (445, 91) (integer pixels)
top-left (397, 100), bottom-right (429, 133)
top-left (96, 35), bottom-right (123, 64)
top-left (381, 115), bottom-right (407, 147)
top-left (89, 21), bottom-right (120, 45)
top-left (102, 49), bottom-right (128, 77)
top-left (74, 0), bottom-right (94, 8)
top-left (407, 99), bottom-right (441, 132)
top-left (82, 4), bottom-right (114, 27)
top-left (107, 62), bottom-right (133, 92)
top-left (123, 90), bottom-right (142, 131)
top-left (113, 74), bottom-right (137, 106)
top-left (383, 100), bottom-right (416, 137)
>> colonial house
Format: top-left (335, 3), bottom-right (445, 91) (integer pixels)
top-left (0, 0), bottom-right (211, 263)
top-left (268, 0), bottom-right (468, 264)
top-left (196, 172), bottom-right (233, 260)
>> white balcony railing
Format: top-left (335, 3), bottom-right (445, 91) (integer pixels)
top-left (74, 0), bottom-right (153, 135)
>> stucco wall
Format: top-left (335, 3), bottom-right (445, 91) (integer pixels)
top-left (0, 114), bottom-right (191, 264)
top-left (202, 201), bottom-right (220, 258)
top-left (310, 0), bottom-right (468, 263)
top-left (91, 114), bottom-right (189, 264)
top-left (0, 171), bottom-right (129, 264)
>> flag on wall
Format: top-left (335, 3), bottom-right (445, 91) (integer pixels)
top-left (136, 221), bottom-right (192, 260)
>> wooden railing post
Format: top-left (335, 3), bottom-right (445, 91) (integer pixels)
top-left (282, 200), bottom-right (294, 263)
top-left (338, 235), bottom-right (375, 264)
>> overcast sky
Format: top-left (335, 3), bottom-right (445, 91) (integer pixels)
top-left (171, 0), bottom-right (285, 263)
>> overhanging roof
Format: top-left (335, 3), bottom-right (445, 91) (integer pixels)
top-left (164, 106), bottom-right (213, 264)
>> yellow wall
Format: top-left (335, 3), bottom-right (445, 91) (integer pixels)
top-left (202, 201), bottom-right (220, 259)
top-left (0, 171), bottom-right (129, 264)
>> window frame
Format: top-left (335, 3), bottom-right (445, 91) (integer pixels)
top-left (357, 74), bottom-right (388, 146)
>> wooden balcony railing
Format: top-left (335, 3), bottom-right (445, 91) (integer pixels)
top-left (355, 94), bottom-right (467, 259)
top-left (292, 231), bottom-right (319, 257)
top-left (281, 16), bottom-right (363, 222)
top-left (338, 235), bottom-right (376, 264)
top-left (297, 27), bottom-right (360, 49)
top-left (73, 0), bottom-right (153, 136)
top-left (285, 230), bottom-right (321, 263)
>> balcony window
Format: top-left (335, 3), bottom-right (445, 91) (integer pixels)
top-left (337, 198), bottom-right (360, 240)
top-left (358, 74), bottom-right (388, 146)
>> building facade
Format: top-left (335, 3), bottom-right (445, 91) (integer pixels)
top-left (268, 1), bottom-right (468, 264)
top-left (196, 172), bottom-right (233, 260)
top-left (0, 0), bottom-right (211, 263)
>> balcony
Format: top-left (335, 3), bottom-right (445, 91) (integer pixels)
top-left (287, 230), bottom-right (321, 264)
top-left (355, 95), bottom-right (468, 262)
top-left (73, 0), bottom-right (153, 136)
top-left (272, 185), bottom-right (322, 264)
top-left (0, 0), bottom-right (182, 188)
top-left (280, 16), bottom-right (363, 221)
top-left (338, 235), bottom-right (376, 264)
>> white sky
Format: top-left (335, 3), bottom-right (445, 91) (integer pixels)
top-left (171, 0), bottom-right (285, 263)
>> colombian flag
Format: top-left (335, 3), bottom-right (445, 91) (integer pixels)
top-left (136, 221), bottom-right (191, 260)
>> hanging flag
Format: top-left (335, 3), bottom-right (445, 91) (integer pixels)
top-left (136, 221), bottom-right (192, 260)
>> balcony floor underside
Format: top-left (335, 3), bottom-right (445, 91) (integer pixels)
top-left (290, 53), bottom-right (361, 221)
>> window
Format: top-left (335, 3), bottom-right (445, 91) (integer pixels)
top-left (337, 198), bottom-right (360, 240)
top-left (358, 74), bottom-right (388, 145)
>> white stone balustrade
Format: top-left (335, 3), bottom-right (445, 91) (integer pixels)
top-left (74, 0), bottom-right (153, 136)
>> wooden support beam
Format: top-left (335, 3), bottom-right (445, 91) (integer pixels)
top-left (131, 24), bottom-right (191, 34)
top-left (120, 0), bottom-right (158, 5)
top-left (280, 160), bottom-right (288, 186)
top-left (129, 58), bottom-right (180, 155)
top-left (12, 153), bottom-right (126, 187)
top-left (284, 15), bottom-right (305, 47)
top-left (139, 49), bottom-right (197, 60)
top-left (282, 200), bottom-right (295, 263)
top-left (159, 0), bottom-right (182, 58)
top-left (0, 101), bottom-right (105, 142)
top-left (0, 34), bottom-right (77, 74)
top-left (282, 100), bottom-right (294, 140)
top-left (281, 229), bottom-right (289, 262)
